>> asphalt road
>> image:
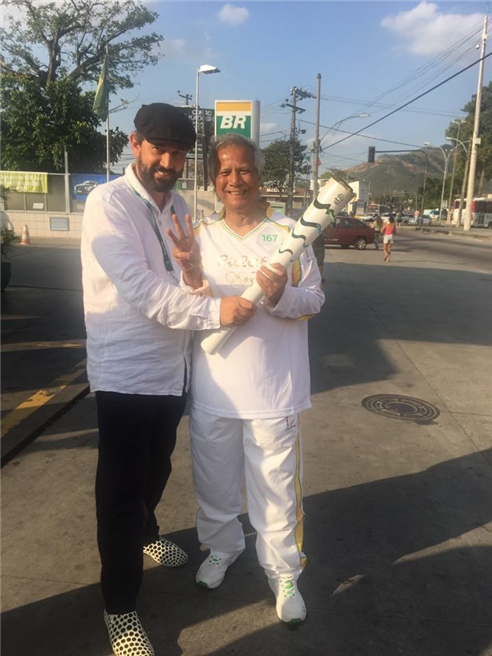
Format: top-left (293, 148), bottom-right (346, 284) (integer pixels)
top-left (2, 230), bottom-right (491, 423)
top-left (1, 240), bottom-right (85, 416)
top-left (321, 229), bottom-right (491, 421)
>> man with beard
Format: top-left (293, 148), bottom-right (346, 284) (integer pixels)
top-left (81, 103), bottom-right (255, 656)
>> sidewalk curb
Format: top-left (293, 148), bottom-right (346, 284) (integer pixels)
top-left (1, 375), bottom-right (90, 467)
top-left (410, 226), bottom-right (492, 241)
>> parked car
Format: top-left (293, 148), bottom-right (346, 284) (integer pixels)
top-left (74, 180), bottom-right (99, 195)
top-left (408, 213), bottom-right (432, 225)
top-left (359, 213), bottom-right (378, 223)
top-left (324, 216), bottom-right (375, 250)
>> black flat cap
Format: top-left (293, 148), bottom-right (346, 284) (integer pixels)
top-left (134, 103), bottom-right (196, 150)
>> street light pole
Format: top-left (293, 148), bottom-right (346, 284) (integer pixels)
top-left (423, 142), bottom-right (452, 221)
top-left (194, 64), bottom-right (220, 221)
top-left (447, 136), bottom-right (470, 225)
top-left (446, 120), bottom-right (465, 221)
top-left (319, 112), bottom-right (370, 151)
top-left (438, 148), bottom-right (452, 222)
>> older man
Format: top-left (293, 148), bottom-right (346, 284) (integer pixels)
top-left (171, 133), bottom-right (324, 624)
top-left (82, 105), bottom-right (255, 656)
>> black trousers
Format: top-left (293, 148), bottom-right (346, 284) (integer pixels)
top-left (95, 391), bottom-right (186, 613)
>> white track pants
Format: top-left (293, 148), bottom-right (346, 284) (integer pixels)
top-left (190, 406), bottom-right (306, 579)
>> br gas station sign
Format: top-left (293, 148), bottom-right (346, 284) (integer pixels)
top-left (215, 100), bottom-right (260, 145)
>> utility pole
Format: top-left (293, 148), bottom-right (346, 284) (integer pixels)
top-left (312, 74), bottom-right (321, 200)
top-left (464, 15), bottom-right (487, 231)
top-left (178, 91), bottom-right (193, 180)
top-left (178, 91), bottom-right (192, 106)
top-left (282, 86), bottom-right (313, 215)
top-left (287, 87), bottom-right (297, 217)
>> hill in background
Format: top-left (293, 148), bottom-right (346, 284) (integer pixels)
top-left (324, 147), bottom-right (447, 196)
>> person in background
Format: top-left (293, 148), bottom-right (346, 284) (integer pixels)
top-left (169, 133), bottom-right (324, 625)
top-left (381, 214), bottom-right (396, 262)
top-left (372, 213), bottom-right (383, 250)
top-left (81, 103), bottom-right (255, 656)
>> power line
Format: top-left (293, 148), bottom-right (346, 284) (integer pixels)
top-left (362, 23), bottom-right (485, 113)
top-left (320, 94), bottom-right (463, 118)
top-left (328, 51), bottom-right (492, 150)
top-left (300, 119), bottom-right (425, 149)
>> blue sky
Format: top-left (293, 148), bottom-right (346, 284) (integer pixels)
top-left (106, 0), bottom-right (490, 173)
top-left (5, 0), bottom-right (488, 172)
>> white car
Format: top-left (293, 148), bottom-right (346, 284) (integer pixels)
top-left (408, 214), bottom-right (431, 225)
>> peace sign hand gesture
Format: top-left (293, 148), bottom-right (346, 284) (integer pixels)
top-left (166, 213), bottom-right (202, 273)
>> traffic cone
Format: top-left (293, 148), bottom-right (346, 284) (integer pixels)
top-left (21, 224), bottom-right (31, 245)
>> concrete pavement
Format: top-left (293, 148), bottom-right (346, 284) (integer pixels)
top-left (2, 234), bottom-right (492, 655)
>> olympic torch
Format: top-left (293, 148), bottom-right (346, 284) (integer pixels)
top-left (201, 176), bottom-right (355, 355)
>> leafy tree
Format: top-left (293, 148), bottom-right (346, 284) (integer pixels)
top-left (0, 185), bottom-right (12, 202)
top-left (1, 74), bottom-right (127, 172)
top-left (446, 82), bottom-right (492, 195)
top-left (262, 138), bottom-right (311, 190)
top-left (0, 0), bottom-right (163, 91)
top-left (421, 177), bottom-right (442, 208)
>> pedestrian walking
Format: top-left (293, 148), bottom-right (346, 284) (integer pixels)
top-left (372, 213), bottom-right (383, 249)
top-left (381, 215), bottom-right (397, 262)
top-left (81, 103), bottom-right (255, 656)
top-left (169, 134), bottom-right (324, 625)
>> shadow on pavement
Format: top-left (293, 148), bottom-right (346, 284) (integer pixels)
top-left (2, 446), bottom-right (491, 656)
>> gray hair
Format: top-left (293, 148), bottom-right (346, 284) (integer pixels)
top-left (208, 134), bottom-right (264, 183)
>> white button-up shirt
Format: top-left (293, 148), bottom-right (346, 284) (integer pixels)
top-left (81, 164), bottom-right (221, 395)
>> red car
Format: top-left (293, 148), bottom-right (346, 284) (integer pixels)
top-left (324, 216), bottom-right (375, 250)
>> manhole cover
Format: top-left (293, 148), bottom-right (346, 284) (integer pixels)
top-left (361, 394), bottom-right (440, 424)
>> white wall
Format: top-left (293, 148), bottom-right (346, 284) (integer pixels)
top-left (0, 191), bottom-right (218, 240)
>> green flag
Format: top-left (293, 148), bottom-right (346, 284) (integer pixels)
top-left (93, 55), bottom-right (109, 121)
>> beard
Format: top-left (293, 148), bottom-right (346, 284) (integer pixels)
top-left (135, 158), bottom-right (183, 193)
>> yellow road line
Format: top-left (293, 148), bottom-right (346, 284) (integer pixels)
top-left (1, 358), bottom-right (87, 438)
top-left (2, 340), bottom-right (86, 353)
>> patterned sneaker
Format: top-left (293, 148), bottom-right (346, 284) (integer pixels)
top-left (268, 575), bottom-right (307, 624)
top-left (143, 537), bottom-right (188, 567)
top-left (196, 551), bottom-right (241, 589)
top-left (104, 610), bottom-right (154, 656)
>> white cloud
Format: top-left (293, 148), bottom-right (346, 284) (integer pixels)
top-left (260, 122), bottom-right (277, 134)
top-left (218, 4), bottom-right (249, 26)
top-left (381, 2), bottom-right (483, 56)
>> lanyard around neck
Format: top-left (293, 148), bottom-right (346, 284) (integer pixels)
top-left (131, 188), bottom-right (176, 276)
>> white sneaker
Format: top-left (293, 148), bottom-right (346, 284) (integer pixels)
top-left (196, 551), bottom-right (241, 589)
top-left (104, 610), bottom-right (154, 656)
top-left (268, 575), bottom-right (307, 624)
